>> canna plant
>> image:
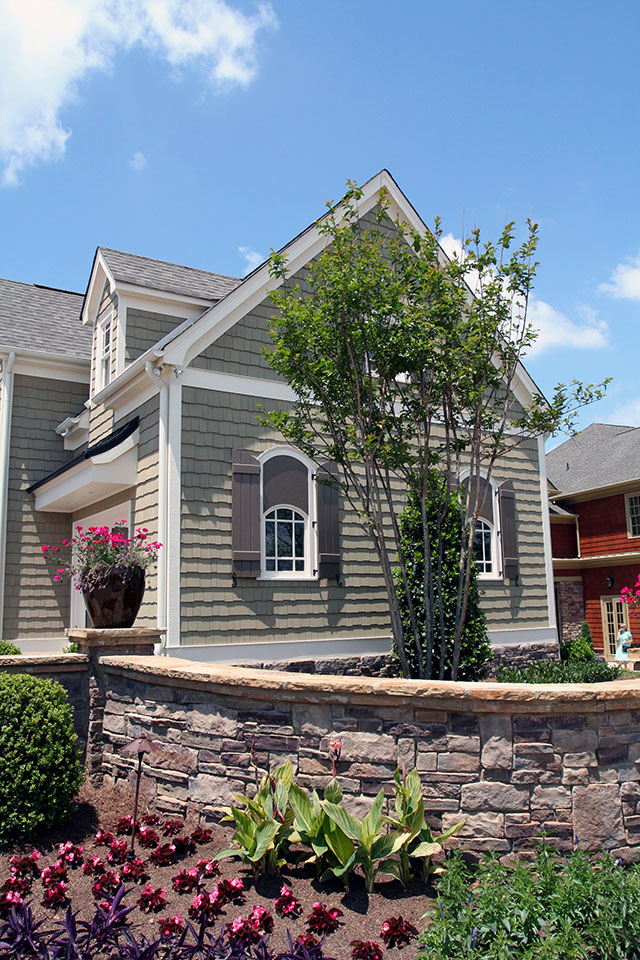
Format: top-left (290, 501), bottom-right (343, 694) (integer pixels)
top-left (289, 779), bottom-right (357, 890)
top-left (322, 790), bottom-right (405, 893)
top-left (217, 762), bottom-right (295, 878)
top-left (383, 768), bottom-right (466, 883)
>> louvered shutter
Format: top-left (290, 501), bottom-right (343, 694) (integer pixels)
top-left (464, 475), bottom-right (494, 523)
top-left (499, 479), bottom-right (519, 581)
top-left (232, 449), bottom-right (260, 578)
top-left (263, 455), bottom-right (308, 513)
top-left (316, 462), bottom-right (340, 579)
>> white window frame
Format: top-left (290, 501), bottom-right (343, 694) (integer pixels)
top-left (96, 311), bottom-right (113, 393)
top-left (625, 491), bottom-right (640, 538)
top-left (258, 447), bottom-right (318, 581)
top-left (460, 469), bottom-right (502, 581)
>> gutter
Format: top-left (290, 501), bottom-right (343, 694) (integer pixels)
top-left (144, 361), bottom-right (169, 648)
top-left (0, 352), bottom-right (16, 636)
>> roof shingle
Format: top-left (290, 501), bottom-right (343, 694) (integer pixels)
top-left (0, 279), bottom-right (90, 360)
top-left (546, 422), bottom-right (640, 496)
top-left (99, 248), bottom-right (240, 302)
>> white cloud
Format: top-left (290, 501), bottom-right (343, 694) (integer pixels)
top-left (238, 244), bottom-right (264, 275)
top-left (602, 399), bottom-right (640, 427)
top-left (129, 150), bottom-right (147, 172)
top-left (599, 252), bottom-right (640, 300)
top-left (439, 233), bottom-right (608, 356)
top-left (526, 298), bottom-right (609, 357)
top-left (0, 0), bottom-right (276, 185)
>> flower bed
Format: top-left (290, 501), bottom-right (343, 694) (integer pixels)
top-left (0, 783), bottom-right (428, 958)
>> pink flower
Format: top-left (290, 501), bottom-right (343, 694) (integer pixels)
top-left (158, 915), bottom-right (184, 939)
top-left (137, 883), bottom-right (167, 913)
top-left (274, 883), bottom-right (302, 917)
top-left (380, 916), bottom-right (418, 948)
top-left (306, 902), bottom-right (344, 934)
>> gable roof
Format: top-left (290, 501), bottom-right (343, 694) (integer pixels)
top-left (98, 248), bottom-right (240, 302)
top-left (546, 422), bottom-right (640, 498)
top-left (0, 279), bottom-right (91, 360)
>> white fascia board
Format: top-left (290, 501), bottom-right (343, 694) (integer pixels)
top-left (88, 348), bottom-right (163, 409)
top-left (181, 367), bottom-right (296, 403)
top-left (9, 351), bottom-right (90, 384)
top-left (82, 251), bottom-right (115, 326)
top-left (116, 282), bottom-right (212, 313)
top-left (56, 408), bottom-right (90, 451)
top-left (537, 434), bottom-right (557, 629)
top-left (34, 443), bottom-right (138, 513)
top-left (161, 172), bottom-right (396, 369)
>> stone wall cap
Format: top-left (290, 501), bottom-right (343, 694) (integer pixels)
top-left (97, 655), bottom-right (640, 713)
top-left (0, 653), bottom-right (90, 666)
top-left (68, 628), bottom-right (165, 640)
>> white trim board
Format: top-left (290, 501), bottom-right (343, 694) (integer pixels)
top-left (488, 626), bottom-right (559, 647)
top-left (167, 635), bottom-right (392, 664)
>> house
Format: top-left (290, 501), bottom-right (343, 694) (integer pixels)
top-left (547, 422), bottom-right (640, 658)
top-left (0, 170), bottom-right (558, 663)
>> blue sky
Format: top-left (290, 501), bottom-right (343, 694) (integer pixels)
top-left (1, 0), bottom-right (639, 441)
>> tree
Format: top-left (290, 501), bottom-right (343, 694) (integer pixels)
top-left (262, 182), bottom-right (607, 679)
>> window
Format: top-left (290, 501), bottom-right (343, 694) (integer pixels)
top-left (96, 312), bottom-right (113, 392)
top-left (264, 507), bottom-right (306, 572)
top-left (625, 493), bottom-right (640, 538)
top-left (473, 518), bottom-right (493, 575)
top-left (231, 448), bottom-right (341, 583)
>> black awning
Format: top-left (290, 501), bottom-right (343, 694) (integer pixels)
top-left (28, 416), bottom-right (139, 494)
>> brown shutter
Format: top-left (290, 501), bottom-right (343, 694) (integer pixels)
top-left (499, 479), bottom-right (519, 581)
top-left (316, 462), bottom-right (340, 579)
top-left (464, 475), bottom-right (494, 523)
top-left (263, 455), bottom-right (308, 513)
top-left (232, 449), bottom-right (260, 578)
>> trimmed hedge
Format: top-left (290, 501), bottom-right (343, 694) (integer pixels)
top-left (496, 659), bottom-right (623, 684)
top-left (0, 673), bottom-right (83, 843)
top-left (0, 640), bottom-right (21, 655)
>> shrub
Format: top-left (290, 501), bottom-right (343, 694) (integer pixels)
top-left (0, 639), bottom-right (21, 655)
top-left (395, 471), bottom-right (492, 680)
top-left (496, 659), bottom-right (622, 684)
top-left (418, 844), bottom-right (640, 958)
top-left (560, 619), bottom-right (596, 663)
top-left (0, 673), bottom-right (83, 843)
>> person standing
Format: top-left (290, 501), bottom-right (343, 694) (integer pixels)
top-left (615, 625), bottom-right (633, 661)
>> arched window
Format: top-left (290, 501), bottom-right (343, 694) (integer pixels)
top-left (473, 517), bottom-right (493, 575)
top-left (264, 506), bottom-right (307, 573)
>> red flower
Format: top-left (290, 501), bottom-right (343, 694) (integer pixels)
top-left (158, 915), bottom-right (184, 939)
top-left (42, 881), bottom-right (68, 908)
top-left (274, 883), bottom-right (302, 917)
top-left (9, 850), bottom-right (40, 877)
top-left (172, 867), bottom-right (201, 893)
top-left (380, 916), bottom-right (418, 948)
top-left (0, 889), bottom-right (24, 916)
top-left (188, 891), bottom-right (222, 922)
top-left (121, 858), bottom-right (148, 883)
top-left (306, 902), bottom-right (344, 934)
top-left (214, 877), bottom-right (245, 906)
top-left (138, 883), bottom-right (167, 913)
top-left (2, 874), bottom-right (32, 896)
top-left (116, 815), bottom-right (137, 835)
top-left (58, 841), bottom-right (83, 865)
top-left (172, 835), bottom-right (196, 856)
top-left (94, 829), bottom-right (115, 846)
top-left (107, 838), bottom-right (129, 864)
top-left (351, 939), bottom-right (384, 960)
top-left (161, 818), bottom-right (184, 836)
top-left (82, 855), bottom-right (105, 876)
top-left (91, 871), bottom-right (121, 899)
top-left (191, 826), bottom-right (213, 845)
top-left (196, 857), bottom-right (220, 878)
top-left (150, 842), bottom-right (178, 866)
top-left (138, 826), bottom-right (160, 848)
top-left (294, 933), bottom-right (320, 951)
top-left (41, 862), bottom-right (68, 886)
top-left (142, 813), bottom-right (161, 825)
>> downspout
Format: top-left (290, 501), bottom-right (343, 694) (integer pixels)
top-left (144, 361), bottom-right (168, 648)
top-left (0, 352), bottom-right (17, 638)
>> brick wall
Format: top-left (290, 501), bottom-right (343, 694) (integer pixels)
top-left (555, 579), bottom-right (585, 644)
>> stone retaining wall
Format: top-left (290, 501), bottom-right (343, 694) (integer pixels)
top-left (0, 654), bottom-right (90, 756)
top-left (98, 656), bottom-right (640, 859)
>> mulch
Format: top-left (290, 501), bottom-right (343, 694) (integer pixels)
top-left (0, 781), bottom-right (435, 958)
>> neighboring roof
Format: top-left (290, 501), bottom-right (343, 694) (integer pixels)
top-left (549, 502), bottom-right (576, 517)
top-left (546, 422), bottom-right (640, 497)
top-left (98, 248), bottom-right (241, 302)
top-left (0, 279), bottom-right (91, 360)
top-left (27, 416), bottom-right (139, 493)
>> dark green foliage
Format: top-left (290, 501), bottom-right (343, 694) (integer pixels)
top-left (560, 620), bottom-right (596, 663)
top-left (497, 659), bottom-right (622, 684)
top-left (394, 474), bottom-right (491, 680)
top-left (0, 673), bottom-right (83, 843)
top-left (418, 843), bottom-right (640, 958)
top-left (0, 639), bottom-right (21, 655)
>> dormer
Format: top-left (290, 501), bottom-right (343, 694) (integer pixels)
top-left (82, 247), bottom-right (240, 399)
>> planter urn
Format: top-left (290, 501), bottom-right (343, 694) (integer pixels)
top-left (82, 566), bottom-right (146, 629)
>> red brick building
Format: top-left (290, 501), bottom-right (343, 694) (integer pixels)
top-left (547, 423), bottom-right (640, 658)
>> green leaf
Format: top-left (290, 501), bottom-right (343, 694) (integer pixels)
top-left (274, 761), bottom-right (294, 789)
top-left (361, 791), bottom-right (384, 847)
top-left (370, 831), bottom-right (406, 861)
top-left (324, 819), bottom-right (356, 866)
top-left (323, 778), bottom-right (343, 804)
top-left (290, 784), bottom-right (315, 834)
top-left (436, 818), bottom-right (466, 843)
top-left (251, 821), bottom-right (279, 862)
top-left (411, 840), bottom-right (442, 858)
top-left (322, 801), bottom-right (363, 843)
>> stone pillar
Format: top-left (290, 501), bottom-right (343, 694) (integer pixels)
top-left (555, 579), bottom-right (585, 643)
top-left (67, 628), bottom-right (164, 782)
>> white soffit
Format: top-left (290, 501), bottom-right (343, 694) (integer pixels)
top-left (34, 434), bottom-right (138, 513)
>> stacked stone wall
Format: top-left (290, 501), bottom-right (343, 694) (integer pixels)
top-left (555, 579), bottom-right (586, 644)
top-left (98, 657), bottom-right (640, 859)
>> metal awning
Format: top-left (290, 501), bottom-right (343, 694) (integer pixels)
top-left (28, 417), bottom-right (139, 513)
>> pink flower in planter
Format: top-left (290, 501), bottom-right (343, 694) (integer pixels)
top-left (42, 881), bottom-right (69, 908)
top-left (351, 940), bottom-right (384, 960)
top-left (137, 883), bottom-right (167, 913)
top-left (158, 915), bottom-right (184, 939)
top-left (306, 902), bottom-right (344, 934)
top-left (274, 884), bottom-right (302, 917)
top-left (41, 862), bottom-right (68, 886)
top-left (329, 739), bottom-right (342, 777)
top-left (380, 916), bottom-right (418, 948)
top-left (58, 842), bottom-right (83, 865)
